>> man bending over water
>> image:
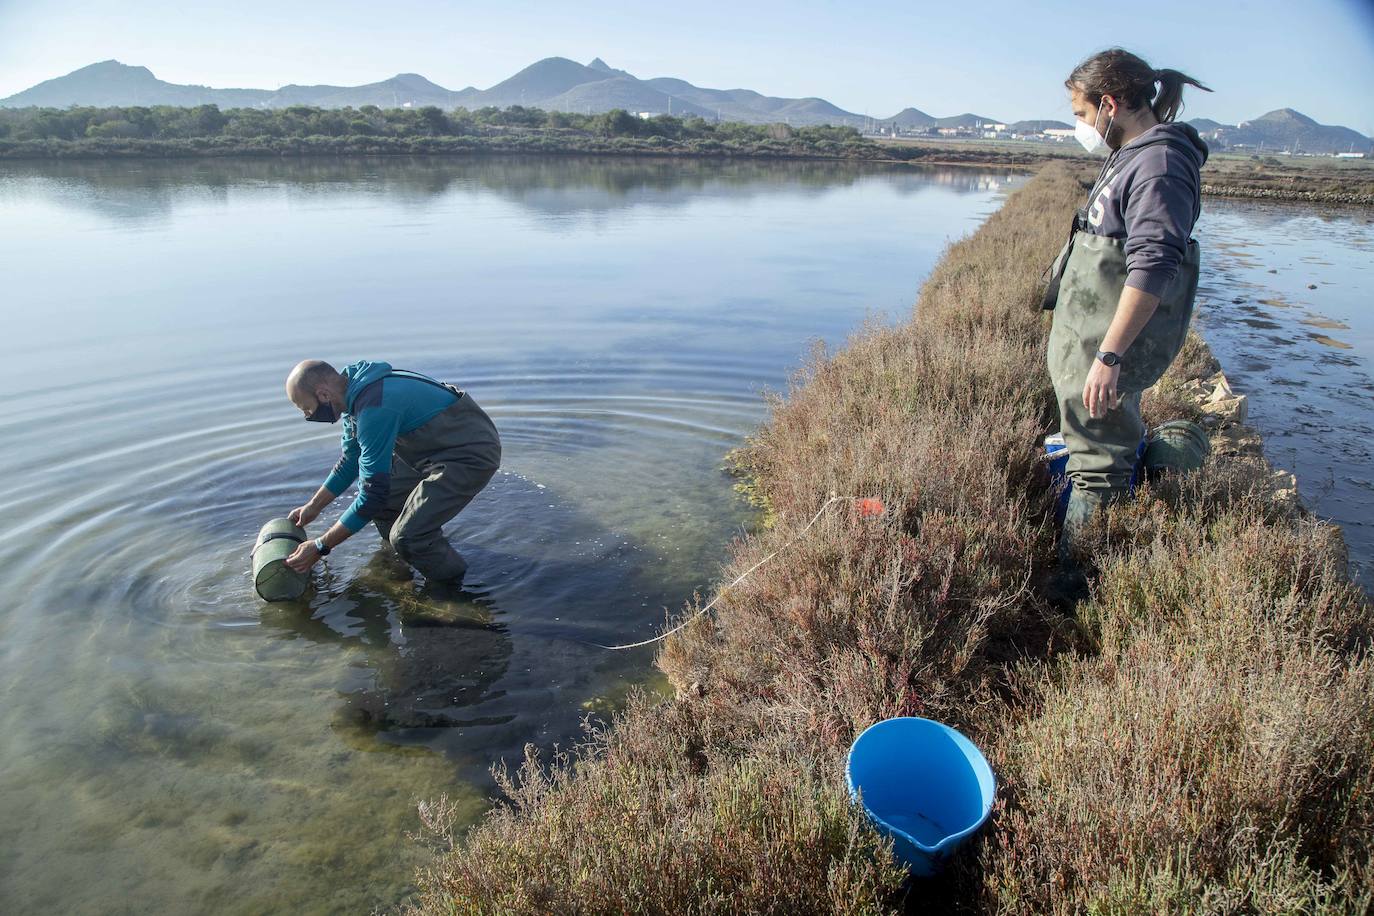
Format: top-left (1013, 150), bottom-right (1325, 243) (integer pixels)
top-left (282, 360), bottom-right (501, 583)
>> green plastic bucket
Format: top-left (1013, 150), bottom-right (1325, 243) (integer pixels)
top-left (1144, 420), bottom-right (1211, 475)
top-left (251, 518), bottom-right (310, 602)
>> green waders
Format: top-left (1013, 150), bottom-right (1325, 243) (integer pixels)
top-left (1046, 231), bottom-right (1200, 559)
top-left (371, 391), bottom-right (501, 583)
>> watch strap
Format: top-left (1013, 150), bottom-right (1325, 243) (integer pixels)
top-left (313, 537), bottom-right (331, 556)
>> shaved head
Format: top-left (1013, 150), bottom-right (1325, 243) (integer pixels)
top-left (286, 360), bottom-right (338, 397)
top-left (285, 360), bottom-right (345, 418)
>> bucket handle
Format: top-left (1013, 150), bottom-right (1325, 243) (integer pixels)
top-left (251, 531), bottom-right (304, 558)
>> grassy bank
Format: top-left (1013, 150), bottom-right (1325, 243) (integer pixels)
top-left (408, 163), bottom-right (1374, 913)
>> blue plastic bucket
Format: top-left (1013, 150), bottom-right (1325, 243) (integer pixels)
top-left (1044, 434), bottom-right (1071, 524)
top-left (846, 717), bottom-right (996, 876)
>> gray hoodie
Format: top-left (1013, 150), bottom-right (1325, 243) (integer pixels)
top-left (1081, 122), bottom-right (1209, 297)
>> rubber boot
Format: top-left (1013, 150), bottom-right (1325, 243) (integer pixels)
top-left (1049, 486), bottom-right (1106, 608)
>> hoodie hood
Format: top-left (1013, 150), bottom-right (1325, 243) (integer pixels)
top-left (341, 360), bottom-right (392, 413)
top-left (1122, 121), bottom-right (1209, 168)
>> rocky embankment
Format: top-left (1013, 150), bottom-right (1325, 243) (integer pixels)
top-left (1201, 183), bottom-right (1374, 207)
top-left (1173, 368), bottom-right (1298, 502)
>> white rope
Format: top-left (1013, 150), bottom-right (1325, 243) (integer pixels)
top-left (597, 495), bottom-right (872, 651)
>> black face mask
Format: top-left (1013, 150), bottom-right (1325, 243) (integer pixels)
top-left (306, 400), bottom-right (338, 424)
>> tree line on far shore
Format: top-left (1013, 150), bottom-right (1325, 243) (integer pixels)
top-left (0, 103), bottom-right (894, 160)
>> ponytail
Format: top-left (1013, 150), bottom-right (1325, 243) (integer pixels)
top-left (1152, 68), bottom-right (1212, 123)
top-left (1068, 50), bottom-right (1212, 123)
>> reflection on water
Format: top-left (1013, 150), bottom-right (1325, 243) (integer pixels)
top-left (1194, 199), bottom-right (1374, 589)
top-left (0, 156), bottom-right (1020, 913)
top-left (0, 155), bottom-right (1013, 226)
top-left (259, 553), bottom-right (515, 734)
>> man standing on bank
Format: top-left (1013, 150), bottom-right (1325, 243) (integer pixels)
top-left (282, 359), bottom-right (501, 583)
top-left (1044, 49), bottom-right (1210, 576)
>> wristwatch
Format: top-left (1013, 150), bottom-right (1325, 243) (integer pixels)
top-left (313, 537), bottom-right (332, 557)
top-left (1095, 350), bottom-right (1123, 367)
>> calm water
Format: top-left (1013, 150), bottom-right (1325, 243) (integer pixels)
top-left (0, 156), bottom-right (1018, 913)
top-left (1193, 199), bottom-right (1374, 590)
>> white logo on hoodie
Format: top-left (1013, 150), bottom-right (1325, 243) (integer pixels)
top-left (1088, 174), bottom-right (1119, 228)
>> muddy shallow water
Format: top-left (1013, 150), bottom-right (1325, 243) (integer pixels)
top-left (1193, 198), bottom-right (1374, 590)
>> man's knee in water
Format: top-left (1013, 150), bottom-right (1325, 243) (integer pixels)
top-left (390, 527), bottom-right (420, 565)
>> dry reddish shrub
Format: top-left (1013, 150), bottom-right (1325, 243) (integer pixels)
top-left (1142, 330), bottom-right (1219, 426)
top-left (983, 485), bottom-right (1374, 914)
top-left (407, 697), bottom-right (906, 915)
top-left (1171, 329), bottom-right (1222, 382)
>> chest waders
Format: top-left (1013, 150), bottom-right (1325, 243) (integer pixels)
top-left (362, 370), bottom-right (502, 584)
top-left (1042, 141), bottom-right (1201, 558)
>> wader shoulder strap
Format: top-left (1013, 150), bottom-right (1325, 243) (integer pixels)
top-left (1040, 224), bottom-right (1081, 310)
top-left (353, 370), bottom-right (465, 408)
top-left (384, 369), bottom-right (464, 399)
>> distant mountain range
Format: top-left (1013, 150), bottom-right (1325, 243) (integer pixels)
top-left (0, 59), bottom-right (856, 125)
top-left (1187, 108), bottom-right (1371, 155)
top-left (3, 58), bottom-right (1371, 153)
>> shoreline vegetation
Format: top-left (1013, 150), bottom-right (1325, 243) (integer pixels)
top-left (407, 163), bottom-right (1374, 913)
top-left (3, 104), bottom-right (1372, 205)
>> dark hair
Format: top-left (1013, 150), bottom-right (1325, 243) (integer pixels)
top-left (1066, 48), bottom-right (1211, 123)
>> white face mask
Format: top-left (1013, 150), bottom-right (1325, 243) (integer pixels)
top-left (1075, 104), bottom-right (1113, 155)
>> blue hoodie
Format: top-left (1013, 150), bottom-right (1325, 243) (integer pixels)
top-left (1080, 121), bottom-right (1210, 298)
top-left (322, 360), bottom-right (458, 533)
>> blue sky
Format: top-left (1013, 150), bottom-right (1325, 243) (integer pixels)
top-left (2, 0), bottom-right (1372, 131)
